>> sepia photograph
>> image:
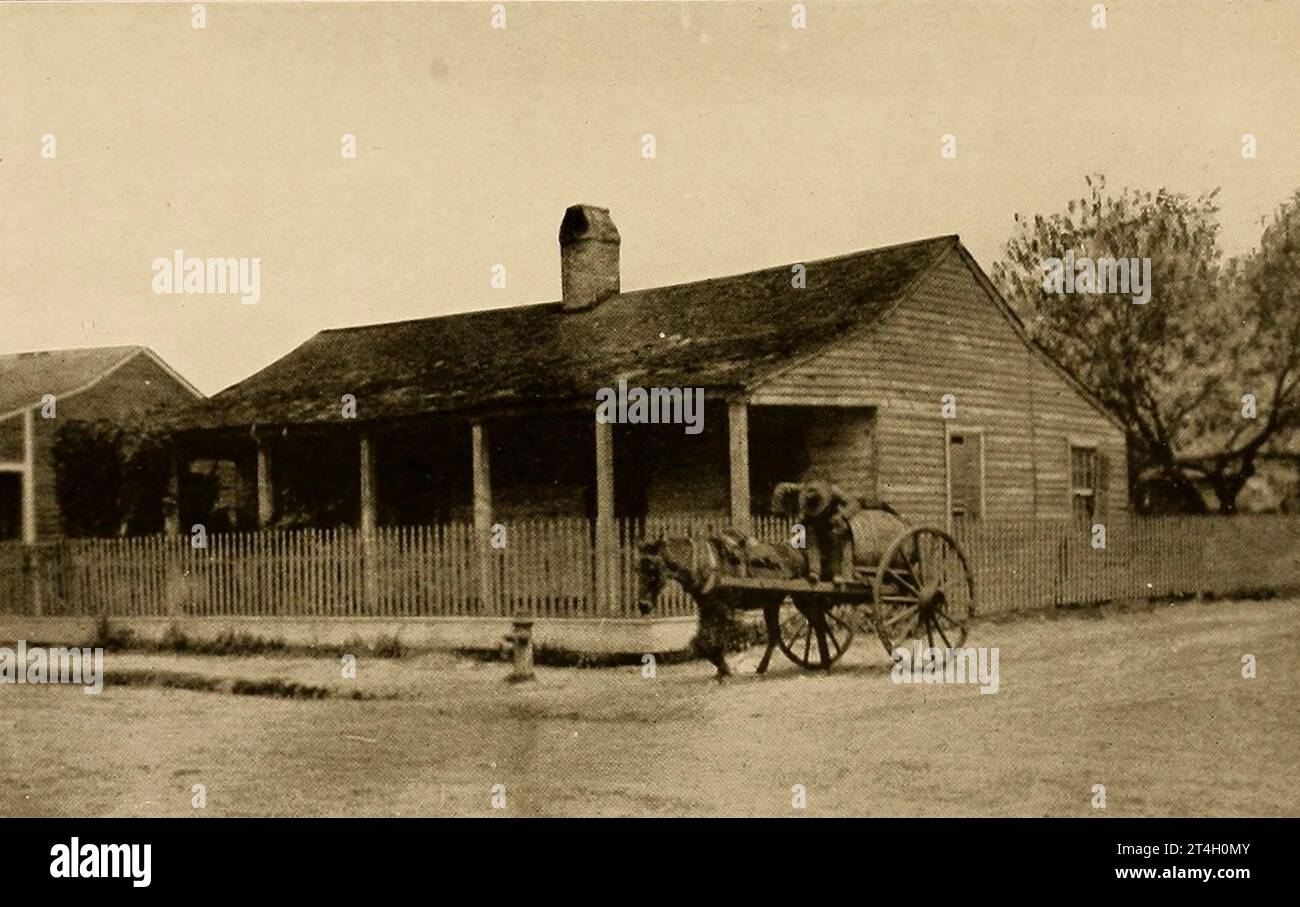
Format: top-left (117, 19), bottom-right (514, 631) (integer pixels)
top-left (0, 0), bottom-right (1296, 886)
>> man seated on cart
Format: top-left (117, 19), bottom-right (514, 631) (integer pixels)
top-left (770, 480), bottom-right (871, 584)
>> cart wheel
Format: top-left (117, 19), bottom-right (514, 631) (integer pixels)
top-left (776, 596), bottom-right (855, 671)
top-left (870, 527), bottom-right (974, 659)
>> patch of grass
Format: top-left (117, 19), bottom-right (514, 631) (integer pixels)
top-left (533, 646), bottom-right (651, 669)
top-left (158, 623), bottom-right (191, 652)
top-left (1218, 585), bottom-right (1299, 601)
top-left (101, 622), bottom-right (408, 659)
top-left (336, 633), bottom-right (404, 659)
top-left (104, 668), bottom-right (383, 700)
top-left (227, 676), bottom-right (329, 699)
top-left (370, 633), bottom-right (403, 659)
top-left (133, 623), bottom-right (291, 656)
top-left (457, 644), bottom-right (696, 669)
top-left (338, 634), bottom-right (368, 656)
top-left (201, 627), bottom-right (288, 656)
top-left (89, 615), bottom-right (137, 652)
top-left (88, 617), bottom-right (293, 655)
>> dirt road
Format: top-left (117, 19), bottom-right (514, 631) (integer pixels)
top-left (2, 598), bottom-right (1296, 817)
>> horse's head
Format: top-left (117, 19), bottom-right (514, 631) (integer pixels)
top-left (635, 539), bottom-right (668, 615)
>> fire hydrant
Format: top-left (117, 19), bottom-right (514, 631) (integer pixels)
top-left (503, 618), bottom-right (535, 683)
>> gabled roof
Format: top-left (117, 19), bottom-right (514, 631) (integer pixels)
top-left (0, 346), bottom-right (203, 420)
top-left (173, 235), bottom-right (959, 430)
top-left (0, 346), bottom-right (151, 418)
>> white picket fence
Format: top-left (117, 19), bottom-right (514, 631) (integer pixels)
top-left (1, 514), bottom-right (1298, 619)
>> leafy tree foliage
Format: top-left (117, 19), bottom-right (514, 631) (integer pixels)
top-left (52, 418), bottom-right (170, 537)
top-left (994, 176), bottom-right (1300, 513)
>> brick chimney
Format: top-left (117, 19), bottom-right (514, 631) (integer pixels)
top-left (559, 204), bottom-right (620, 311)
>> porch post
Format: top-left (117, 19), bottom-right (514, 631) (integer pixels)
top-left (21, 408), bottom-right (36, 545)
top-left (256, 442), bottom-right (274, 528)
top-left (359, 434), bottom-right (378, 535)
top-left (359, 433), bottom-right (379, 611)
top-left (22, 408), bottom-right (40, 616)
top-left (728, 399), bottom-right (752, 534)
top-left (164, 450), bottom-right (182, 536)
top-left (163, 450), bottom-right (184, 616)
top-left (471, 421), bottom-right (496, 611)
top-left (594, 414), bottom-right (617, 612)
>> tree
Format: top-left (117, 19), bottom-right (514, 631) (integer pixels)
top-left (52, 417), bottom-right (170, 537)
top-left (1202, 190), bottom-right (1300, 510)
top-left (993, 176), bottom-right (1300, 513)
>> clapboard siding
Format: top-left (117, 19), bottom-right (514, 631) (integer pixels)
top-left (803, 408), bottom-right (877, 497)
top-left (752, 249), bottom-right (1127, 524)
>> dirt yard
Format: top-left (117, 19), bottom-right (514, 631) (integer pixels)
top-left (1, 598), bottom-right (1296, 817)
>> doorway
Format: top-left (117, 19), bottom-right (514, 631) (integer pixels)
top-left (0, 473), bottom-right (22, 541)
top-left (946, 429), bottom-right (984, 529)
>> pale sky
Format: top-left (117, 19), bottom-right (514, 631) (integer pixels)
top-left (3, 0), bottom-right (1298, 395)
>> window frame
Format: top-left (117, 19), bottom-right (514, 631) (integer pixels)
top-left (1068, 442), bottom-right (1100, 523)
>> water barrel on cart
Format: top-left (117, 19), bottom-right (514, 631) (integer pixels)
top-left (846, 507), bottom-right (910, 571)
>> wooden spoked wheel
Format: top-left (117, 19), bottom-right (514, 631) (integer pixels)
top-left (870, 528), bottom-right (975, 659)
top-left (776, 596), bottom-right (855, 670)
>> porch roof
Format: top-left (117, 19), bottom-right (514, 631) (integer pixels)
top-left (170, 235), bottom-right (958, 432)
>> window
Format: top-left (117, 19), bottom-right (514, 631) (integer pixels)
top-left (947, 430), bottom-right (984, 525)
top-left (1070, 445), bottom-right (1099, 524)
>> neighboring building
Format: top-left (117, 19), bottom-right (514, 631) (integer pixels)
top-left (0, 346), bottom-right (203, 542)
top-left (168, 204), bottom-right (1128, 539)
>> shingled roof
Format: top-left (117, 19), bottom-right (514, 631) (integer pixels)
top-left (173, 235), bottom-right (959, 431)
top-left (0, 346), bottom-right (148, 418)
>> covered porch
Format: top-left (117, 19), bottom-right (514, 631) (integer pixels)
top-left (166, 400), bottom-right (878, 614)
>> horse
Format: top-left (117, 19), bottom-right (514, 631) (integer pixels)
top-left (636, 530), bottom-right (807, 679)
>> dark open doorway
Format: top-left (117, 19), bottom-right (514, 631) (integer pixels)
top-left (0, 473), bottom-right (22, 541)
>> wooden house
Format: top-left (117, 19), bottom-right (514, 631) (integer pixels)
top-left (0, 346), bottom-right (203, 542)
top-left (168, 205), bottom-right (1127, 548)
